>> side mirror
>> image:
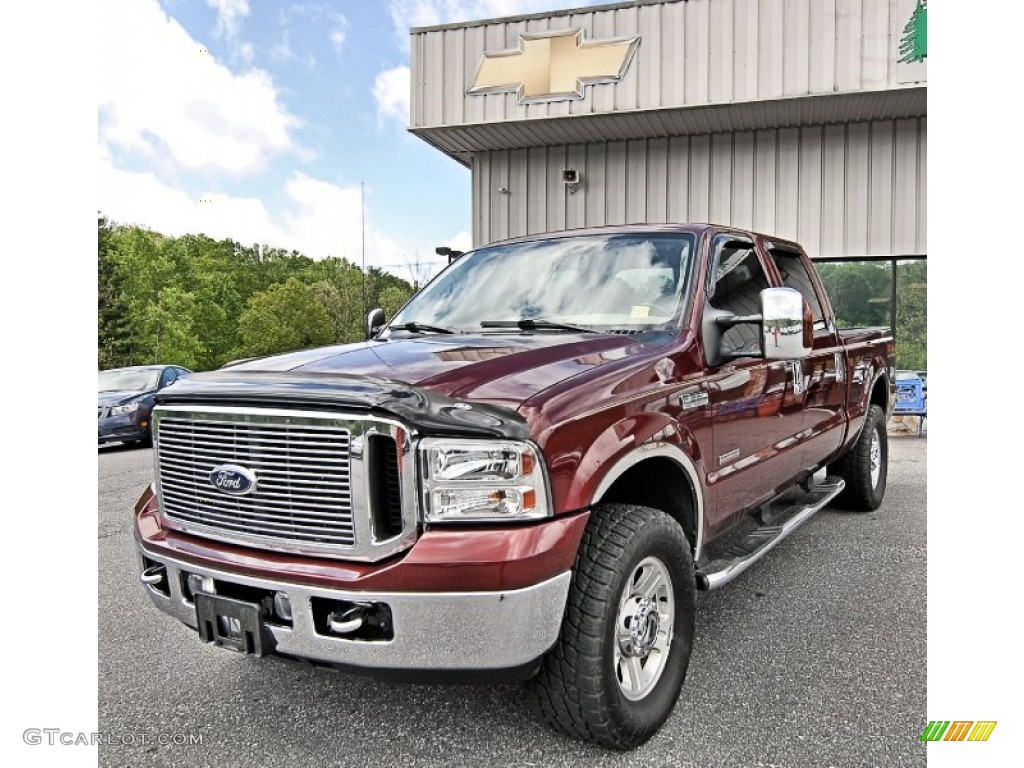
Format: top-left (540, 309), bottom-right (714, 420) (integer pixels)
top-left (761, 287), bottom-right (812, 360)
top-left (366, 308), bottom-right (386, 339)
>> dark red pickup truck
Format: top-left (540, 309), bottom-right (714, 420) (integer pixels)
top-left (134, 224), bottom-right (894, 749)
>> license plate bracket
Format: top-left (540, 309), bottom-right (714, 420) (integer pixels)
top-left (195, 593), bottom-right (270, 656)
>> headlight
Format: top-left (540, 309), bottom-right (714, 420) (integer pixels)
top-left (420, 438), bottom-right (550, 523)
top-left (110, 402), bottom-right (140, 416)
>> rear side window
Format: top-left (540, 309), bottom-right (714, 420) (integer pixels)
top-left (768, 248), bottom-right (827, 328)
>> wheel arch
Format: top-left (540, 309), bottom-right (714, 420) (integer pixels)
top-left (591, 443), bottom-right (705, 562)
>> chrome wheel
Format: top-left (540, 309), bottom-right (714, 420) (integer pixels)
top-left (614, 556), bottom-right (674, 701)
top-left (869, 428), bottom-right (882, 489)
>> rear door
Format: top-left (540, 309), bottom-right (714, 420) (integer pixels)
top-left (763, 242), bottom-right (845, 469)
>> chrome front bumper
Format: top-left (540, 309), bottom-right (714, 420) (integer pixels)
top-left (138, 547), bottom-right (571, 672)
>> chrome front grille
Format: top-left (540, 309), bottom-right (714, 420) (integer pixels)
top-left (152, 406), bottom-right (418, 561)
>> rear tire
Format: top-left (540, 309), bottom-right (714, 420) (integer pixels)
top-left (528, 503), bottom-right (696, 750)
top-left (832, 404), bottom-right (888, 511)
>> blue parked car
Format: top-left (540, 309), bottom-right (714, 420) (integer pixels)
top-left (98, 365), bottom-right (191, 446)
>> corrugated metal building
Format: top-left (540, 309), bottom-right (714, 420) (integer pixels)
top-left (409, 0), bottom-right (926, 261)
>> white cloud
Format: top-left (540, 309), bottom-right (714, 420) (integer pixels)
top-left (329, 15), bottom-right (349, 51)
top-left (205, 0), bottom-right (249, 39)
top-left (99, 153), bottom-right (407, 272)
top-left (447, 230), bottom-right (473, 254)
top-left (373, 66), bottom-right (411, 127)
top-left (100, 0), bottom-right (299, 175)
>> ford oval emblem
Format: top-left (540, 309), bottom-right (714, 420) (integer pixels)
top-left (209, 464), bottom-right (257, 496)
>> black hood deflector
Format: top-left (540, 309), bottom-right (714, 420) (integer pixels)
top-left (154, 371), bottom-right (529, 439)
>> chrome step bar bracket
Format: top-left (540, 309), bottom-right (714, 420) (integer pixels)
top-left (695, 477), bottom-right (845, 591)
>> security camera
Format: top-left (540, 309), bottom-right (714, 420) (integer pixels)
top-left (561, 169), bottom-right (580, 185)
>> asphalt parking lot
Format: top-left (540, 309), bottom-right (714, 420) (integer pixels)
top-left (98, 436), bottom-right (926, 768)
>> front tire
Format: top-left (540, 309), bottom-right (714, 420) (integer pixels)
top-left (832, 404), bottom-right (888, 511)
top-left (529, 503), bottom-right (696, 750)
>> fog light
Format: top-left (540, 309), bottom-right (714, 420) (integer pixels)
top-left (273, 592), bottom-right (293, 622)
top-left (186, 573), bottom-right (216, 599)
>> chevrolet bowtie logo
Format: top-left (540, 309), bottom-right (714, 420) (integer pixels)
top-left (468, 29), bottom-right (640, 104)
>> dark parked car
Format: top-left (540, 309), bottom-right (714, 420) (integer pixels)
top-left (98, 365), bottom-right (191, 446)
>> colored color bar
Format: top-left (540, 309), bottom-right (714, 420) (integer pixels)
top-left (945, 721), bottom-right (971, 741)
top-left (973, 721), bottom-right (997, 742)
top-left (921, 721), bottom-right (950, 741)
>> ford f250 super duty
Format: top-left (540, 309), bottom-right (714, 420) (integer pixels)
top-left (134, 224), bottom-right (894, 749)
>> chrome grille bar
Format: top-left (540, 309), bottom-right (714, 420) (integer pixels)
top-left (152, 405), bottom-right (418, 561)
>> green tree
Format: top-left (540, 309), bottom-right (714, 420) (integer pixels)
top-left (899, 0), bottom-right (927, 64)
top-left (237, 277), bottom-right (335, 357)
top-left (896, 261), bottom-right (927, 370)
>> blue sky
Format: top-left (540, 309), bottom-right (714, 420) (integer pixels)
top-left (98, 0), bottom-right (610, 281)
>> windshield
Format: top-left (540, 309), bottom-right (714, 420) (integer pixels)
top-left (391, 233), bottom-right (695, 333)
top-left (98, 369), bottom-right (160, 393)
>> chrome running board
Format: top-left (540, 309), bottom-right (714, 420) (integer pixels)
top-left (695, 477), bottom-right (845, 591)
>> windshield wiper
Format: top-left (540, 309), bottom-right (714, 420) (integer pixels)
top-left (480, 319), bottom-right (598, 334)
top-left (394, 321), bottom-right (457, 335)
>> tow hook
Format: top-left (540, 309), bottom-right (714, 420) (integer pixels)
top-left (328, 604), bottom-right (370, 634)
top-left (140, 565), bottom-right (166, 585)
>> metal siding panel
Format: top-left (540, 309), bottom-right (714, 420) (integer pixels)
top-left (758, 0), bottom-right (785, 100)
top-left (861, 0), bottom-right (891, 89)
top-left (483, 24), bottom-right (506, 123)
top-left (835, 0), bottom-right (862, 92)
top-left (503, 21), bottom-right (527, 120)
top-left (709, 0), bottom-right (734, 102)
top-left (443, 29), bottom-right (465, 126)
top-left (685, 0), bottom-right (710, 104)
top-left (425, 32), bottom-right (445, 127)
top-left (550, 145), bottom-right (570, 232)
top-left (709, 134), bottom-right (733, 225)
top-left (893, 118), bottom-right (919, 253)
top-left (566, 12), bottom-right (595, 118)
top-left (783, 0), bottom-right (810, 97)
top-left (753, 129), bottom-right (777, 233)
top-left (647, 137), bottom-right (669, 223)
top-left (734, 0), bottom-right (759, 103)
top-left (689, 135), bottom-right (711, 222)
top-left (668, 136), bottom-right (690, 222)
top-left (509, 148), bottom-right (528, 238)
top-left (638, 3), bottom-right (663, 110)
top-left (845, 122), bottom-right (870, 255)
top-left (821, 124), bottom-right (845, 257)
top-left (410, 34), bottom-right (423, 127)
top-left (527, 147), bottom-right (548, 235)
top-left (592, 11), bottom-right (618, 114)
top-left (663, 0), bottom-right (686, 106)
top-left (614, 5), bottom-right (640, 112)
top-left (797, 125), bottom-right (822, 255)
top-left (916, 118), bottom-right (926, 253)
top-left (775, 127), bottom-right (800, 241)
top-left (809, 0), bottom-right (836, 94)
top-left (475, 153), bottom-right (490, 245)
top-left (584, 142), bottom-right (606, 228)
top-left (490, 151), bottom-right (510, 243)
top-left (868, 120), bottom-right (894, 254)
top-left (464, 26), bottom-right (486, 125)
top-left (606, 141), bottom-right (628, 225)
top-left (627, 139), bottom-right (648, 224)
top-left (732, 131), bottom-right (755, 229)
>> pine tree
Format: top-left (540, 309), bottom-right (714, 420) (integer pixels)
top-left (899, 0), bottom-right (927, 64)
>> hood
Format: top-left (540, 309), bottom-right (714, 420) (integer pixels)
top-left (98, 389), bottom-right (150, 406)
top-left (222, 332), bottom-right (666, 409)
